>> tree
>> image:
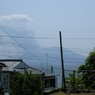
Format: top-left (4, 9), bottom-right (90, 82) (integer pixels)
top-left (78, 49), bottom-right (95, 89)
top-left (66, 72), bottom-right (85, 91)
top-left (10, 71), bottom-right (44, 95)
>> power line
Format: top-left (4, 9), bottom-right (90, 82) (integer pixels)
top-left (0, 26), bottom-right (93, 63)
top-left (64, 61), bottom-right (85, 63)
top-left (0, 41), bottom-right (91, 54)
top-left (0, 35), bottom-right (95, 40)
top-left (48, 56), bottom-right (86, 60)
top-left (0, 34), bottom-right (95, 40)
top-left (63, 38), bottom-right (95, 40)
top-left (0, 26), bottom-right (44, 63)
top-left (0, 34), bottom-right (57, 39)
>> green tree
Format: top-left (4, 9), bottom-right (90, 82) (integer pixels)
top-left (66, 72), bottom-right (85, 91)
top-left (10, 71), bottom-right (44, 95)
top-left (78, 49), bottom-right (95, 89)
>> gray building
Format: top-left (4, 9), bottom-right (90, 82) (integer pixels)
top-left (0, 59), bottom-right (58, 93)
top-left (0, 62), bottom-right (8, 94)
top-left (0, 59), bottom-right (43, 74)
top-left (0, 59), bottom-right (43, 94)
top-left (44, 74), bottom-right (57, 91)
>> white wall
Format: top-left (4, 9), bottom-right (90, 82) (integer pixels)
top-left (0, 67), bottom-right (2, 87)
top-left (1, 72), bottom-right (10, 93)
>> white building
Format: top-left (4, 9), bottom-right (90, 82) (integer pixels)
top-left (0, 59), bottom-right (43, 74)
top-left (0, 59), bottom-right (43, 94)
top-left (0, 59), bottom-right (57, 93)
top-left (0, 62), bottom-right (8, 94)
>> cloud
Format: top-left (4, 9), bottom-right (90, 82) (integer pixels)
top-left (0, 14), bottom-right (39, 59)
top-left (0, 14), bottom-right (32, 24)
top-left (0, 14), bottom-right (33, 33)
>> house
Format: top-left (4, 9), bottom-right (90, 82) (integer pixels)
top-left (0, 59), bottom-right (43, 74)
top-left (0, 62), bottom-right (8, 94)
top-left (44, 74), bottom-right (58, 91)
top-left (0, 59), bottom-right (43, 94)
top-left (0, 62), bottom-right (7, 86)
top-left (0, 59), bottom-right (58, 93)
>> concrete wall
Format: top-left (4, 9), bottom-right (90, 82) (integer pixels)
top-left (1, 72), bottom-right (10, 93)
top-left (0, 68), bottom-right (2, 86)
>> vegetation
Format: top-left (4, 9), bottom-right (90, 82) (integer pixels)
top-left (78, 49), bottom-right (95, 89)
top-left (10, 71), bottom-right (44, 95)
top-left (66, 73), bottom-right (85, 91)
top-left (50, 91), bottom-right (95, 95)
top-left (66, 49), bottom-right (95, 90)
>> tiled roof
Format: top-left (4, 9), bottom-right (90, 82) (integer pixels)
top-left (0, 62), bottom-right (7, 67)
top-left (0, 59), bottom-right (22, 71)
top-left (14, 61), bottom-right (29, 69)
top-left (0, 59), bottom-right (43, 74)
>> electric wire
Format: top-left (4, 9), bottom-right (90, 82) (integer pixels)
top-left (0, 34), bottom-right (95, 40)
top-left (0, 26), bottom-right (44, 63)
top-left (0, 26), bottom-right (94, 65)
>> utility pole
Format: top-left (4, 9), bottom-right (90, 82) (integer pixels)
top-left (46, 53), bottom-right (48, 74)
top-left (40, 63), bottom-right (43, 72)
top-left (73, 70), bottom-right (75, 91)
top-left (59, 31), bottom-right (66, 92)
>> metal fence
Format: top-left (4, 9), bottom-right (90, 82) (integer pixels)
top-left (65, 70), bottom-right (95, 92)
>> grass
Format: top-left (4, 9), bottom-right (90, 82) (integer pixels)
top-left (50, 91), bottom-right (95, 95)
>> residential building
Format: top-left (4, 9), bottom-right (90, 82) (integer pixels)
top-left (0, 59), bottom-right (58, 93)
top-left (0, 62), bottom-right (8, 94)
top-left (0, 59), bottom-right (43, 74)
top-left (44, 74), bottom-right (57, 91)
top-left (0, 59), bottom-right (43, 94)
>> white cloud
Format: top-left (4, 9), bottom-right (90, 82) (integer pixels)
top-left (0, 14), bottom-right (33, 32)
top-left (0, 14), bottom-right (39, 59)
top-left (0, 14), bottom-right (32, 24)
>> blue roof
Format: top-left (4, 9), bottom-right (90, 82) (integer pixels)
top-left (14, 61), bottom-right (29, 69)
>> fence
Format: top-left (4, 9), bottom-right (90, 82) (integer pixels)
top-left (65, 70), bottom-right (95, 92)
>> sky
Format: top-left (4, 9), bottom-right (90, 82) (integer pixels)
top-left (0, 0), bottom-right (95, 56)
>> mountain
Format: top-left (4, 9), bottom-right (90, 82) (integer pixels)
top-left (25, 47), bottom-right (86, 88)
top-left (0, 14), bottom-right (87, 88)
top-left (0, 14), bottom-right (86, 72)
top-left (26, 47), bottom-right (86, 72)
top-left (0, 27), bottom-right (86, 71)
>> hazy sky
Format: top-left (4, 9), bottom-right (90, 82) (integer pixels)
top-left (0, 0), bottom-right (95, 56)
